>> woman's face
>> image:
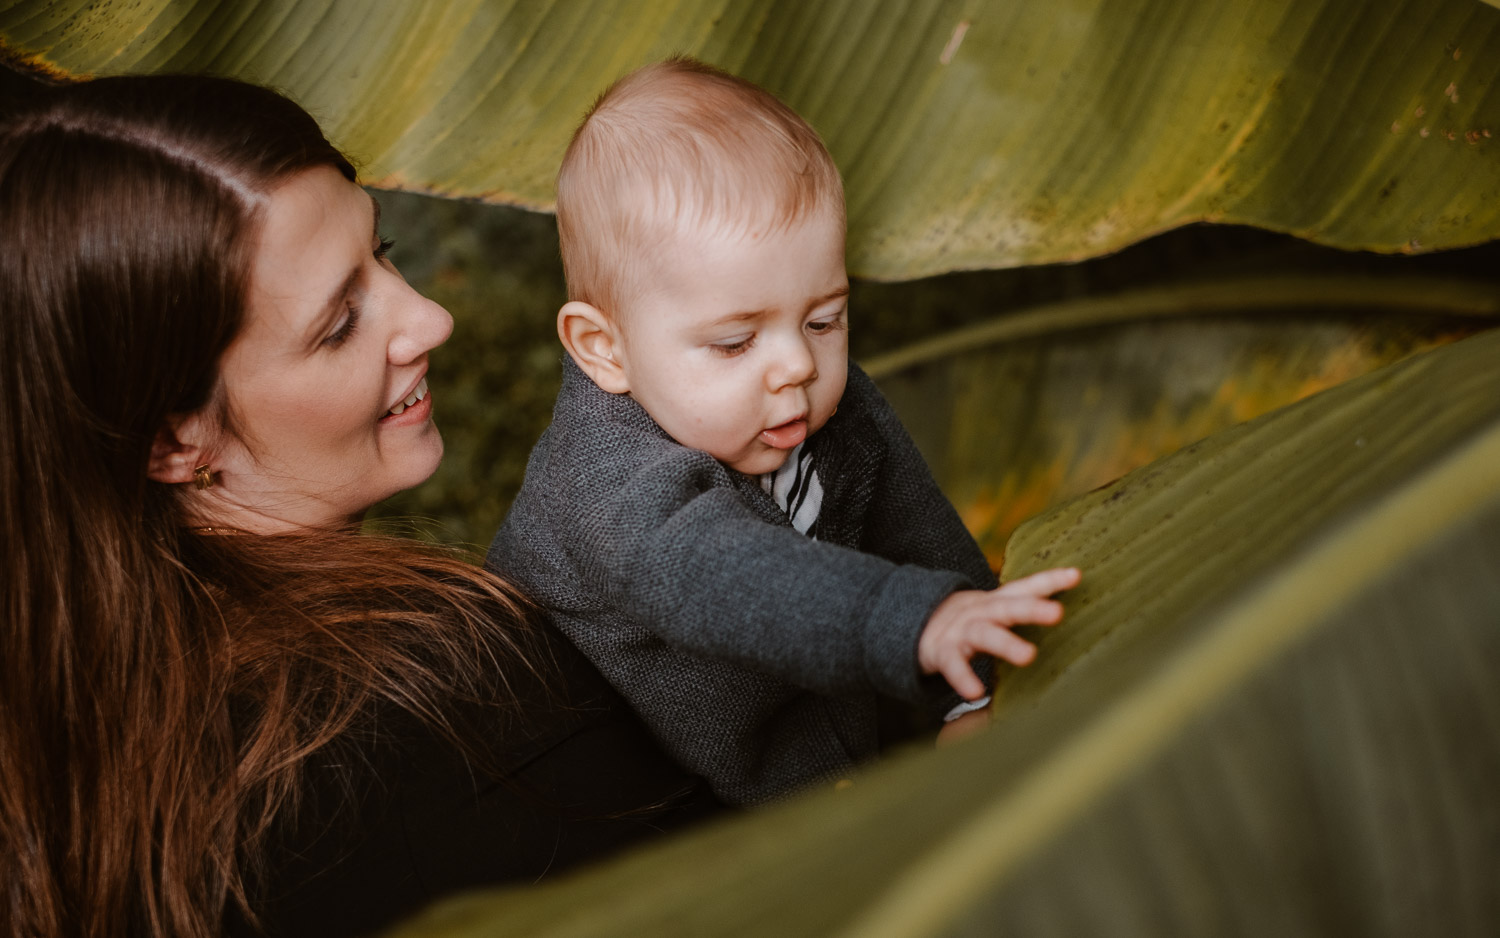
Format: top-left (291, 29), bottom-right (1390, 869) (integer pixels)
top-left (204, 165), bottom-right (452, 532)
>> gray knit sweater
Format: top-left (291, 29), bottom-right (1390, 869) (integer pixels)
top-left (487, 357), bottom-right (997, 805)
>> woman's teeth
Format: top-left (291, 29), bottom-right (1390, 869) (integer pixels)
top-left (387, 377), bottom-right (428, 416)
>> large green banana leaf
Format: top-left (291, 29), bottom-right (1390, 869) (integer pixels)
top-left (992, 313), bottom-right (1500, 719)
top-left (868, 274), bottom-right (1498, 562)
top-left (380, 318), bottom-right (1500, 938)
top-left (3, 0), bottom-right (1497, 279)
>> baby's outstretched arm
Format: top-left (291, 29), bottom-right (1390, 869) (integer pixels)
top-left (917, 567), bottom-right (1082, 700)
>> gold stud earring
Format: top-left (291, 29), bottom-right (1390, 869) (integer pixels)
top-left (193, 464), bottom-right (215, 490)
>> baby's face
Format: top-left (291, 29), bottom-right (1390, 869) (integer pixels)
top-left (613, 211), bottom-right (849, 475)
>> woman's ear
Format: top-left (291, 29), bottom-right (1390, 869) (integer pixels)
top-left (145, 414), bottom-right (212, 485)
top-left (557, 300), bottom-right (631, 394)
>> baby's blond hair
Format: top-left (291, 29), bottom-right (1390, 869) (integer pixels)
top-left (557, 57), bottom-right (845, 316)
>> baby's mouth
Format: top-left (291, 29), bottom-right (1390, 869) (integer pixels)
top-left (384, 377), bottom-right (429, 417)
top-left (759, 416), bottom-right (808, 450)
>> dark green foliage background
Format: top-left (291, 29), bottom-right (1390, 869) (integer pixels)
top-left (368, 189), bottom-right (1500, 552)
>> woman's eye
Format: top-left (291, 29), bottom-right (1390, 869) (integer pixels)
top-left (322, 305), bottom-right (361, 349)
top-left (709, 335), bottom-right (754, 357)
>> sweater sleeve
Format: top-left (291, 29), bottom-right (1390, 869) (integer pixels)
top-left (841, 364), bottom-right (1001, 716)
top-left (548, 437), bottom-right (971, 704)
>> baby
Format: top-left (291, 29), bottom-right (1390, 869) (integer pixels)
top-left (489, 58), bottom-right (1078, 806)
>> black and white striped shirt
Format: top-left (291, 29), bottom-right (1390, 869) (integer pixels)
top-left (760, 441), bottom-right (823, 537)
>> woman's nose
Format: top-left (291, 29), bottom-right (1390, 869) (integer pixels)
top-left (388, 290), bottom-right (454, 364)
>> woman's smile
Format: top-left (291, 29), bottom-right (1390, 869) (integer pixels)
top-left (382, 375), bottom-right (431, 421)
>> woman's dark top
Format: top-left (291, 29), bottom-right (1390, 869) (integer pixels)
top-left (227, 623), bottom-right (724, 937)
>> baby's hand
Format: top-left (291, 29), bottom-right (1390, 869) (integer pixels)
top-left (918, 567), bottom-right (1081, 700)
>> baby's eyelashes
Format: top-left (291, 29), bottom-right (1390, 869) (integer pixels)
top-left (805, 305), bottom-right (848, 335)
top-left (708, 334), bottom-right (755, 356)
top-left (705, 311), bottom-right (844, 355)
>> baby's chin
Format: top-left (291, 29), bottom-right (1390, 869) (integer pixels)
top-left (721, 446), bottom-right (794, 477)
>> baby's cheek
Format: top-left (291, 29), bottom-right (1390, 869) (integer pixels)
top-left (707, 418), bottom-right (762, 467)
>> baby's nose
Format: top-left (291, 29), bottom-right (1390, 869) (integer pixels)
top-left (768, 337), bottom-right (817, 389)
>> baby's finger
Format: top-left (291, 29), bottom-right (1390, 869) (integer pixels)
top-left (989, 595), bottom-right (1064, 627)
top-left (997, 566), bottom-right (1080, 598)
top-left (938, 655), bottom-right (988, 700)
top-left (971, 625), bottom-right (1038, 667)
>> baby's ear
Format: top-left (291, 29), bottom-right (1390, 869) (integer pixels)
top-left (558, 300), bottom-right (630, 394)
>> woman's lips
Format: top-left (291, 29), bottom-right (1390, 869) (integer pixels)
top-left (379, 388), bottom-right (432, 426)
top-left (378, 378), bottom-right (432, 426)
top-left (759, 418), bottom-right (808, 449)
top-left (385, 376), bottom-right (429, 416)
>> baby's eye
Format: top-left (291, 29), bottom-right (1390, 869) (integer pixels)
top-left (709, 334), bottom-right (755, 357)
top-left (374, 236), bottom-right (396, 263)
top-left (806, 314), bottom-right (847, 335)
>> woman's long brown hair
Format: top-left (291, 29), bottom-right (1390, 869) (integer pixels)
top-left (0, 74), bottom-right (537, 936)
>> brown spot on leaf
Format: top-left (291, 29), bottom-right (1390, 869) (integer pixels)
top-left (1415, 105), bottom-right (1426, 118)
